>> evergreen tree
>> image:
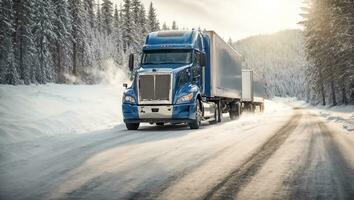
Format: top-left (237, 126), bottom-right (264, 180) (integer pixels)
top-left (52, 0), bottom-right (72, 83)
top-left (131, 0), bottom-right (141, 25)
top-left (0, 0), bottom-right (19, 84)
top-left (101, 0), bottom-right (113, 35)
top-left (13, 0), bottom-right (36, 84)
top-left (130, 0), bottom-right (142, 51)
top-left (122, 0), bottom-right (133, 52)
top-left (83, 0), bottom-right (95, 29)
top-left (96, 0), bottom-right (102, 32)
top-left (33, 0), bottom-right (57, 83)
top-left (147, 2), bottom-right (159, 32)
top-left (162, 22), bottom-right (169, 30)
top-left (113, 4), bottom-right (123, 64)
top-left (302, 0), bottom-right (354, 105)
top-left (68, 0), bottom-right (84, 76)
top-left (171, 21), bottom-right (178, 30)
top-left (138, 4), bottom-right (148, 37)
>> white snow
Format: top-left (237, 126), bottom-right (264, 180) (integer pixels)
top-left (0, 62), bottom-right (130, 145)
top-left (274, 97), bottom-right (354, 132)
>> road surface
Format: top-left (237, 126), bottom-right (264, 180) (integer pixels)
top-left (1, 107), bottom-right (354, 200)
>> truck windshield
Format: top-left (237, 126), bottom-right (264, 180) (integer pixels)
top-left (142, 50), bottom-right (192, 65)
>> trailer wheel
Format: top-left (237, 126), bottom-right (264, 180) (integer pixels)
top-left (229, 102), bottom-right (240, 120)
top-left (251, 104), bottom-right (256, 113)
top-left (260, 103), bottom-right (265, 112)
top-left (189, 100), bottom-right (202, 129)
top-left (125, 123), bottom-right (140, 130)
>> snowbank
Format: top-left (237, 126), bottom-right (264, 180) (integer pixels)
top-left (0, 61), bottom-right (131, 145)
top-left (0, 84), bottom-right (127, 145)
top-left (274, 97), bottom-right (354, 132)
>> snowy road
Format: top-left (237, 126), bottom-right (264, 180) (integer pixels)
top-left (1, 106), bottom-right (354, 200)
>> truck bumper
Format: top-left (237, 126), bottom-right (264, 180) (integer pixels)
top-left (122, 103), bottom-right (196, 124)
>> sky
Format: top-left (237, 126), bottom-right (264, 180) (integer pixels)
top-left (118, 0), bottom-right (303, 41)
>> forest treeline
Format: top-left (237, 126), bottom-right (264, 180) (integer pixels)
top-left (301, 0), bottom-right (354, 105)
top-left (235, 30), bottom-right (307, 100)
top-left (0, 0), bottom-right (178, 84)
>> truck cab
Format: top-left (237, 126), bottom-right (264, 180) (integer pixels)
top-left (122, 30), bottom-right (208, 130)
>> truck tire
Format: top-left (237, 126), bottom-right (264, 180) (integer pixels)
top-left (156, 122), bottom-right (165, 126)
top-left (125, 123), bottom-right (140, 130)
top-left (260, 103), bottom-right (265, 112)
top-left (236, 103), bottom-right (241, 117)
top-left (229, 102), bottom-right (240, 120)
top-left (189, 100), bottom-right (202, 129)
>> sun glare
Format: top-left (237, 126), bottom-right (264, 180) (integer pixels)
top-left (256, 0), bottom-right (283, 21)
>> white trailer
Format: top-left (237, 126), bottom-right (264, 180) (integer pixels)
top-left (242, 70), bottom-right (265, 112)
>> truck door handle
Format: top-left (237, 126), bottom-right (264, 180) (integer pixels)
top-left (151, 108), bottom-right (159, 112)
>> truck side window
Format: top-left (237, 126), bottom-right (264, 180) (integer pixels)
top-left (193, 52), bottom-right (201, 81)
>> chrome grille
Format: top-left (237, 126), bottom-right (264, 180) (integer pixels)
top-left (138, 73), bottom-right (171, 104)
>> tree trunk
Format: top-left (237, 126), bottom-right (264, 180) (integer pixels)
top-left (319, 70), bottom-right (326, 106)
top-left (57, 41), bottom-right (62, 83)
top-left (350, 81), bottom-right (354, 104)
top-left (330, 80), bottom-right (337, 106)
top-left (341, 83), bottom-right (347, 105)
top-left (73, 42), bottom-right (77, 76)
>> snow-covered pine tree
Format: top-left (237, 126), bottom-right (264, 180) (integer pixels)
top-left (113, 4), bottom-right (123, 65)
top-left (83, 0), bottom-right (95, 29)
top-left (147, 2), bottom-right (159, 32)
top-left (171, 21), bottom-right (178, 30)
top-left (82, 0), bottom-right (97, 73)
top-left (139, 4), bottom-right (148, 38)
top-left (122, 0), bottom-right (133, 52)
top-left (162, 22), bottom-right (169, 30)
top-left (0, 0), bottom-right (19, 84)
top-left (331, 0), bottom-right (354, 104)
top-left (302, 0), bottom-right (328, 105)
top-left (227, 38), bottom-right (233, 46)
top-left (101, 0), bottom-right (113, 35)
top-left (68, 0), bottom-right (85, 77)
top-left (96, 0), bottom-right (103, 33)
top-left (302, 0), bottom-right (354, 105)
top-left (52, 0), bottom-right (72, 83)
top-left (33, 0), bottom-right (57, 83)
top-left (13, 0), bottom-right (36, 84)
top-left (131, 0), bottom-right (143, 52)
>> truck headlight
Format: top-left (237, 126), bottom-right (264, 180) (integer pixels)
top-left (177, 93), bottom-right (193, 104)
top-left (123, 95), bottom-right (135, 104)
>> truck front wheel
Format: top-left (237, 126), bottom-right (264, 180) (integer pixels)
top-left (125, 123), bottom-right (140, 130)
top-left (189, 100), bottom-right (202, 129)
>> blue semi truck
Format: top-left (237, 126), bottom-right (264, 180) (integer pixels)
top-left (122, 30), bottom-right (264, 130)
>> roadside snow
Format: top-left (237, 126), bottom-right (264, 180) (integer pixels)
top-left (274, 97), bottom-right (354, 132)
top-left (0, 84), bottom-right (126, 145)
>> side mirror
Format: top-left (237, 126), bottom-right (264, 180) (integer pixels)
top-left (200, 53), bottom-right (206, 67)
top-left (123, 83), bottom-right (128, 88)
top-left (128, 54), bottom-right (134, 72)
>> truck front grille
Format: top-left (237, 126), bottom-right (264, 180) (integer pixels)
top-left (138, 74), bottom-right (171, 104)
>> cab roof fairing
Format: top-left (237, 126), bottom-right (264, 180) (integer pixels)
top-left (143, 30), bottom-right (201, 51)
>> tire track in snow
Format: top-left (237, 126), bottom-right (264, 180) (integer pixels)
top-left (203, 109), bottom-right (302, 200)
top-left (59, 120), bottom-right (268, 200)
top-left (286, 120), bottom-right (354, 200)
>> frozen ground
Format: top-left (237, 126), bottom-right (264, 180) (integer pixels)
top-left (275, 97), bottom-right (354, 132)
top-left (0, 85), bottom-right (353, 200)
